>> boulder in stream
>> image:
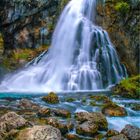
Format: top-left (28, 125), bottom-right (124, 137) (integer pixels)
top-left (102, 103), bottom-right (127, 117)
top-left (0, 112), bottom-right (29, 139)
top-left (76, 121), bottom-right (98, 136)
top-left (42, 92), bottom-right (59, 104)
top-left (107, 134), bottom-right (128, 140)
top-left (16, 125), bottom-right (61, 140)
top-left (75, 112), bottom-right (108, 130)
top-left (121, 125), bottom-right (140, 140)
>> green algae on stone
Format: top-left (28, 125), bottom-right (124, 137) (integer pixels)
top-left (65, 97), bottom-right (76, 102)
top-left (75, 112), bottom-right (108, 131)
top-left (105, 129), bottom-right (119, 137)
top-left (113, 75), bottom-right (140, 99)
top-left (81, 97), bottom-right (87, 103)
top-left (89, 95), bottom-right (112, 107)
top-left (90, 95), bottom-right (111, 103)
top-left (45, 117), bottom-right (74, 134)
top-left (102, 102), bottom-right (127, 117)
top-left (42, 92), bottom-right (59, 104)
top-left (51, 108), bottom-right (71, 118)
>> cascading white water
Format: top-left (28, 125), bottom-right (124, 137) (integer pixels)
top-left (0, 0), bottom-right (127, 92)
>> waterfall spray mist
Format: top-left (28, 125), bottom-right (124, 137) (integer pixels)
top-left (0, 0), bottom-right (127, 92)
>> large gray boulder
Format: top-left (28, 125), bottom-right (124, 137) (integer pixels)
top-left (75, 112), bottom-right (108, 130)
top-left (0, 111), bottom-right (28, 131)
top-left (76, 121), bottom-right (98, 136)
top-left (0, 112), bottom-right (28, 139)
top-left (121, 125), bottom-right (140, 140)
top-left (16, 125), bottom-right (61, 140)
top-left (108, 134), bottom-right (128, 140)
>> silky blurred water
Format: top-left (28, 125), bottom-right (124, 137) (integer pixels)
top-left (0, 0), bottom-right (126, 92)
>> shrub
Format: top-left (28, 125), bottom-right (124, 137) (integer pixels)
top-left (115, 2), bottom-right (130, 15)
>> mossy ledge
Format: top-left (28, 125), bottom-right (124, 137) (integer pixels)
top-left (113, 75), bottom-right (140, 99)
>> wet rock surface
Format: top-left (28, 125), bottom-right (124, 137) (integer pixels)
top-left (45, 117), bottom-right (73, 134)
top-left (107, 134), bottom-right (128, 140)
top-left (106, 129), bottom-right (120, 137)
top-left (0, 112), bottom-right (29, 130)
top-left (42, 92), bottom-right (59, 104)
top-left (19, 99), bottom-right (40, 111)
top-left (65, 133), bottom-right (82, 140)
top-left (37, 107), bottom-right (51, 117)
top-left (51, 108), bottom-right (71, 118)
top-left (75, 112), bottom-right (108, 130)
top-left (102, 103), bottom-right (127, 117)
top-left (113, 75), bottom-right (140, 99)
top-left (0, 112), bottom-right (29, 139)
top-left (0, 93), bottom-right (139, 140)
top-left (76, 121), bottom-right (98, 136)
top-left (127, 103), bottom-right (140, 111)
top-left (121, 125), bottom-right (140, 140)
top-left (97, 1), bottom-right (140, 75)
top-left (16, 125), bottom-right (61, 140)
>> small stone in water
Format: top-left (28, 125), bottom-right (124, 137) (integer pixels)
top-left (42, 92), bottom-right (59, 104)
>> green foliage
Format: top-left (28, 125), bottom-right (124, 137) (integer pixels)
top-left (120, 75), bottom-right (140, 91)
top-left (114, 75), bottom-right (140, 98)
top-left (15, 52), bottom-right (30, 60)
top-left (115, 2), bottom-right (130, 15)
top-left (60, 0), bottom-right (69, 10)
top-left (65, 97), bottom-right (76, 102)
top-left (0, 33), bottom-right (3, 49)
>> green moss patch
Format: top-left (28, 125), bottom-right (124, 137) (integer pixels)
top-left (113, 75), bottom-right (140, 99)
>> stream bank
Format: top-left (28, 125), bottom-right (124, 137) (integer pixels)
top-left (0, 90), bottom-right (139, 140)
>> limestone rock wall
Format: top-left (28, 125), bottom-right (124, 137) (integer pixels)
top-left (96, 0), bottom-right (140, 75)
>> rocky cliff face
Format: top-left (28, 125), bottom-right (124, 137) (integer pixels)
top-left (96, 0), bottom-right (140, 75)
top-left (0, 0), bottom-right (59, 51)
top-left (0, 0), bottom-right (139, 76)
top-left (0, 0), bottom-right (60, 71)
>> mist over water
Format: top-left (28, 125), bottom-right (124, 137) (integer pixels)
top-left (0, 0), bottom-right (127, 92)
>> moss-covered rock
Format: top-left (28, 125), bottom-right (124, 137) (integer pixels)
top-left (94, 133), bottom-right (105, 140)
top-left (90, 101), bottom-right (99, 106)
top-left (107, 134), bottom-right (128, 140)
top-left (65, 97), bottom-right (76, 102)
top-left (0, 112), bottom-right (29, 139)
top-left (65, 133), bottom-right (82, 140)
top-left (125, 103), bottom-right (140, 111)
top-left (75, 112), bottom-right (108, 130)
top-left (113, 75), bottom-right (140, 99)
top-left (51, 108), bottom-right (71, 118)
top-left (18, 99), bottom-right (40, 111)
top-left (81, 97), bottom-right (86, 103)
top-left (37, 107), bottom-right (51, 117)
top-left (16, 125), bottom-right (61, 140)
top-left (102, 102), bottom-right (127, 117)
top-left (90, 95), bottom-right (110, 103)
top-left (89, 95), bottom-right (112, 107)
top-left (76, 121), bottom-right (98, 137)
top-left (45, 117), bottom-right (73, 134)
top-left (42, 92), bottom-right (59, 104)
top-left (106, 129), bottom-right (120, 137)
top-left (130, 104), bottom-right (140, 111)
top-left (121, 124), bottom-right (140, 140)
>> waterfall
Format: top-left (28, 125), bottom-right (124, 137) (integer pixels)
top-left (0, 0), bottom-right (127, 92)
